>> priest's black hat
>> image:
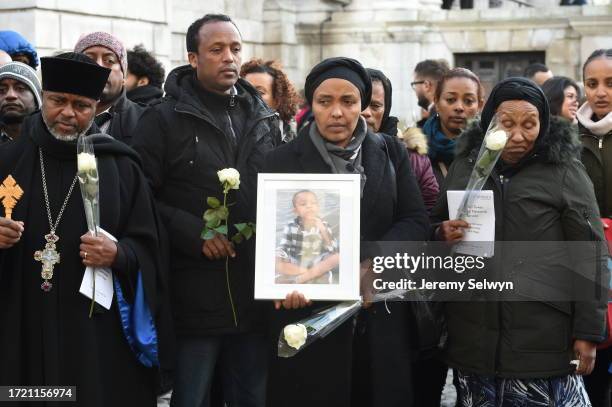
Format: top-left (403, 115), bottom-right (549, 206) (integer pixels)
top-left (40, 52), bottom-right (110, 100)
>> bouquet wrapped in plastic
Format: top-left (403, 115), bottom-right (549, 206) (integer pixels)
top-left (77, 135), bottom-right (100, 318)
top-left (455, 115), bottom-right (508, 221)
top-left (278, 300), bottom-right (362, 357)
top-left (77, 135), bottom-right (100, 235)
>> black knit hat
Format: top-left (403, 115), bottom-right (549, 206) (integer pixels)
top-left (40, 52), bottom-right (110, 100)
top-left (305, 57), bottom-right (372, 110)
top-left (481, 77), bottom-right (550, 141)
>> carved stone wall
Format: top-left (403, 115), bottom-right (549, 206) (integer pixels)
top-left (1, 0), bottom-right (610, 121)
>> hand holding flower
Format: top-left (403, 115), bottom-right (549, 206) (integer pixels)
top-left (202, 233), bottom-right (235, 260)
top-left (79, 233), bottom-right (118, 267)
top-left (77, 136), bottom-right (100, 318)
top-left (200, 168), bottom-right (254, 328)
top-left (437, 219), bottom-right (470, 243)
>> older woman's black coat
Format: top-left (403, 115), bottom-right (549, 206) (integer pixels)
top-left (431, 117), bottom-right (609, 378)
top-left (264, 124), bottom-right (429, 407)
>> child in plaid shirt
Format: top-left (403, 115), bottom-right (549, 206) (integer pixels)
top-left (276, 190), bottom-right (339, 284)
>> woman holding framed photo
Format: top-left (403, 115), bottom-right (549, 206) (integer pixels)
top-left (263, 57), bottom-right (430, 407)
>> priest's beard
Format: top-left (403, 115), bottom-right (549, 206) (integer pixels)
top-left (42, 110), bottom-right (94, 142)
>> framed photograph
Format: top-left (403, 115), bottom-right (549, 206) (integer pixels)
top-left (255, 173), bottom-right (361, 301)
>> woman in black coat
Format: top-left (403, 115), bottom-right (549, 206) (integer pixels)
top-left (264, 57), bottom-right (429, 407)
top-left (432, 77), bottom-right (608, 406)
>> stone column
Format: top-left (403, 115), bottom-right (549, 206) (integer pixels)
top-left (267, 0), bottom-right (450, 122)
top-left (570, 7), bottom-right (612, 80)
top-left (260, 0), bottom-right (300, 80)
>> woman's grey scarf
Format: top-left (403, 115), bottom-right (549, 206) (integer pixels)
top-left (309, 117), bottom-right (368, 195)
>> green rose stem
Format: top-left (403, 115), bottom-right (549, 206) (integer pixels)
top-left (456, 148), bottom-right (500, 221)
top-left (222, 187), bottom-right (238, 327)
top-left (202, 168), bottom-right (256, 327)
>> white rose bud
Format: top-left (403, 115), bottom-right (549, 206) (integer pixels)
top-left (485, 130), bottom-right (508, 151)
top-left (77, 152), bottom-right (97, 172)
top-left (217, 168), bottom-right (240, 190)
top-left (283, 323), bottom-right (308, 350)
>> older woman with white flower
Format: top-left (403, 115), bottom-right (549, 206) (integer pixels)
top-left (431, 77), bottom-right (609, 405)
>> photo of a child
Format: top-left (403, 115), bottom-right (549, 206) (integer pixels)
top-left (275, 189), bottom-right (340, 284)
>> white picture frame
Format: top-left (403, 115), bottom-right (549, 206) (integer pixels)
top-left (254, 173), bottom-right (361, 301)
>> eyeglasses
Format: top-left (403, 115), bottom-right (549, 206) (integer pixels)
top-left (411, 80), bottom-right (426, 89)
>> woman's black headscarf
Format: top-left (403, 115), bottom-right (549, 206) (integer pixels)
top-left (305, 57), bottom-right (372, 111)
top-left (366, 68), bottom-right (399, 136)
top-left (481, 77), bottom-right (550, 142)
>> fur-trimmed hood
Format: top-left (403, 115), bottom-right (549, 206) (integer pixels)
top-left (399, 126), bottom-right (428, 155)
top-left (455, 116), bottom-right (581, 165)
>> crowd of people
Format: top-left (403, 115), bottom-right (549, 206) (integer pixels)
top-left (0, 13), bottom-right (611, 407)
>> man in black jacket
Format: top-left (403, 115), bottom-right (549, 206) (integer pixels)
top-left (74, 31), bottom-right (145, 146)
top-left (132, 14), bottom-right (280, 407)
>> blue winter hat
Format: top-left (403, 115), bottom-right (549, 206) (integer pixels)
top-left (0, 31), bottom-right (39, 69)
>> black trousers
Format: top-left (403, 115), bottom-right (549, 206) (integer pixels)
top-left (352, 304), bottom-right (415, 407)
top-left (412, 358), bottom-right (449, 407)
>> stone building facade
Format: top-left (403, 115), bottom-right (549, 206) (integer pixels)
top-left (1, 0), bottom-right (610, 120)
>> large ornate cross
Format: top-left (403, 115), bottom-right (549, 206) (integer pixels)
top-left (35, 233), bottom-right (61, 292)
top-left (0, 175), bottom-right (23, 219)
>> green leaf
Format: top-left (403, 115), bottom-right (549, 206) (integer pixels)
top-left (206, 218), bottom-right (221, 229)
top-left (217, 206), bottom-right (229, 220)
top-left (242, 225), bottom-right (253, 240)
top-left (204, 209), bottom-right (218, 222)
top-left (234, 223), bottom-right (247, 232)
top-left (201, 229), bottom-right (215, 240)
top-left (214, 225), bottom-right (228, 235)
top-left (207, 196), bottom-right (221, 208)
top-left (231, 233), bottom-right (244, 244)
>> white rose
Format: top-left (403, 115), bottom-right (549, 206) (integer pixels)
top-left (485, 130), bottom-right (508, 151)
top-left (217, 168), bottom-right (240, 190)
top-left (77, 152), bottom-right (97, 172)
top-left (283, 323), bottom-right (307, 350)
